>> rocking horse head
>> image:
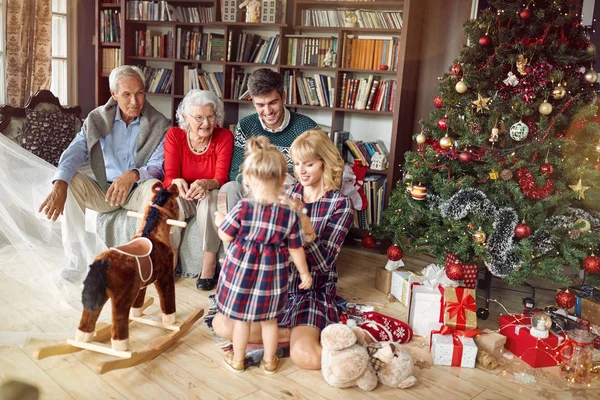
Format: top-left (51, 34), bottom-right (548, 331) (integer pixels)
top-left (75, 182), bottom-right (184, 351)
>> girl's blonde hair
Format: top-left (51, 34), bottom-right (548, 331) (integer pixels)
top-left (242, 136), bottom-right (287, 196)
top-left (290, 129), bottom-right (344, 191)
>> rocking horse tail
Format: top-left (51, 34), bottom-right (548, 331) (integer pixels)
top-left (82, 259), bottom-right (109, 311)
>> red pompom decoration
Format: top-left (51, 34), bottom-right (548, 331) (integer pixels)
top-left (519, 8), bottom-right (532, 20)
top-left (583, 255), bottom-right (600, 274)
top-left (433, 95), bottom-right (443, 109)
top-left (458, 152), bottom-right (472, 163)
top-left (515, 223), bottom-right (531, 239)
top-left (437, 117), bottom-right (449, 131)
top-left (540, 164), bottom-right (554, 175)
top-left (361, 234), bottom-right (376, 249)
top-left (446, 262), bottom-right (464, 281)
top-left (556, 289), bottom-right (576, 309)
top-left (478, 35), bottom-right (491, 47)
top-left (387, 244), bottom-right (404, 261)
top-left (451, 63), bottom-right (462, 77)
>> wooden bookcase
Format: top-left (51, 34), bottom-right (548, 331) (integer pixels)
top-left (94, 0), bottom-right (424, 227)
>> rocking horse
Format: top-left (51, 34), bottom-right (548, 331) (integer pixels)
top-left (34, 183), bottom-right (204, 374)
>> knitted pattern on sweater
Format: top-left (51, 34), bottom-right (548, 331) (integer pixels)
top-left (229, 112), bottom-right (317, 181)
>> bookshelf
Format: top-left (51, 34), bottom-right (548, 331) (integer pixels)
top-left (94, 0), bottom-right (424, 232)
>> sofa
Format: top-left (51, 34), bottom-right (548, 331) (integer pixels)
top-left (0, 90), bottom-right (219, 278)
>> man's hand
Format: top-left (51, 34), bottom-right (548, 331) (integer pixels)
top-left (171, 178), bottom-right (189, 198)
top-left (105, 170), bottom-right (139, 206)
top-left (186, 179), bottom-right (207, 201)
top-left (38, 180), bottom-right (68, 221)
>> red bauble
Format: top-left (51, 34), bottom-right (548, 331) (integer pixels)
top-left (583, 255), bottom-right (600, 274)
top-left (479, 35), bottom-right (491, 47)
top-left (540, 164), bottom-right (554, 175)
top-left (451, 63), bottom-right (462, 77)
top-left (515, 223), bottom-right (531, 239)
top-left (437, 117), bottom-right (449, 131)
top-left (524, 66), bottom-right (533, 74)
top-left (595, 163), bottom-right (600, 170)
top-left (387, 244), bottom-right (404, 261)
top-left (433, 95), bottom-right (443, 109)
top-left (446, 263), bottom-right (464, 281)
top-left (519, 8), bottom-right (532, 20)
top-left (458, 152), bottom-right (472, 163)
top-left (556, 290), bottom-right (576, 309)
top-left (361, 234), bottom-right (376, 249)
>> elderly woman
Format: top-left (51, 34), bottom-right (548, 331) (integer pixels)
top-left (163, 90), bottom-right (234, 290)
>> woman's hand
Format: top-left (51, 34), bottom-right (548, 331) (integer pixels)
top-left (298, 272), bottom-right (313, 290)
top-left (214, 211), bottom-right (225, 228)
top-left (278, 194), bottom-right (303, 213)
top-left (186, 179), bottom-right (207, 201)
top-left (171, 178), bottom-right (189, 198)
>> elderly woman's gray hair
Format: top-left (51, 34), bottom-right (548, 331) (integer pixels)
top-left (176, 90), bottom-right (225, 131)
top-left (109, 66), bottom-right (145, 92)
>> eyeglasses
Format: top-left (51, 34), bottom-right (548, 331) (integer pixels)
top-left (189, 114), bottom-right (216, 124)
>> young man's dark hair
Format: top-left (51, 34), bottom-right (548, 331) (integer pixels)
top-left (247, 68), bottom-right (284, 97)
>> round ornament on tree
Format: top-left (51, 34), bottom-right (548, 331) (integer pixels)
top-left (458, 152), bottom-right (472, 163)
top-left (500, 169), bottom-right (513, 180)
top-left (583, 254), bottom-right (600, 274)
top-left (552, 86), bottom-right (567, 100)
top-left (587, 43), bottom-right (597, 55)
top-left (478, 35), bottom-right (491, 47)
top-left (437, 117), bottom-right (449, 131)
top-left (361, 234), bottom-right (376, 249)
top-left (411, 184), bottom-right (427, 201)
top-left (416, 132), bottom-right (427, 144)
top-left (584, 69), bottom-right (599, 84)
top-left (509, 121), bottom-right (529, 141)
top-left (540, 163), bottom-right (554, 175)
top-left (451, 63), bottom-right (462, 77)
top-left (472, 228), bottom-right (486, 244)
top-left (439, 134), bottom-right (453, 149)
top-left (556, 289), bottom-right (576, 309)
top-left (446, 262), bottom-right (464, 281)
top-left (455, 80), bottom-right (468, 93)
top-left (433, 95), bottom-right (443, 109)
top-left (515, 222), bottom-right (531, 238)
top-left (387, 244), bottom-right (403, 261)
top-left (539, 100), bottom-right (553, 115)
top-left (519, 8), bottom-right (532, 20)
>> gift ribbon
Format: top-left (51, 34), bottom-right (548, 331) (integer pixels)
top-left (430, 326), bottom-right (480, 366)
top-left (446, 287), bottom-right (476, 330)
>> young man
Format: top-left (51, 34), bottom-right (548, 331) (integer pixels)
top-left (220, 68), bottom-right (318, 209)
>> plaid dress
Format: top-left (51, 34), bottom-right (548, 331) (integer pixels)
top-left (278, 184), bottom-right (354, 331)
top-left (215, 199), bottom-right (304, 322)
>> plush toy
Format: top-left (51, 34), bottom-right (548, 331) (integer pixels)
top-left (321, 323), bottom-right (378, 391)
top-left (341, 160), bottom-right (368, 210)
top-left (366, 342), bottom-right (417, 389)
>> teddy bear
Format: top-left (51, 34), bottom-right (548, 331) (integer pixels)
top-left (366, 342), bottom-right (417, 389)
top-left (321, 323), bottom-right (378, 391)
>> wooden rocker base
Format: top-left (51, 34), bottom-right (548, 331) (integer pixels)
top-left (33, 298), bottom-right (204, 375)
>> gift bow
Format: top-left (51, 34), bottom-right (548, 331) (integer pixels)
top-left (446, 287), bottom-right (476, 329)
top-left (430, 325), bottom-right (480, 366)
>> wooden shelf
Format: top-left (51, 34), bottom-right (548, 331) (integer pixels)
top-left (295, 0), bottom-right (403, 6)
top-left (334, 108), bottom-right (393, 115)
top-left (293, 26), bottom-right (401, 34)
top-left (287, 104), bottom-right (335, 111)
top-left (128, 56), bottom-right (174, 61)
top-left (101, 2), bottom-right (121, 7)
top-left (145, 92), bottom-right (173, 97)
top-left (100, 42), bottom-right (120, 47)
top-left (174, 59), bottom-right (225, 64)
top-left (226, 61), bottom-right (275, 67)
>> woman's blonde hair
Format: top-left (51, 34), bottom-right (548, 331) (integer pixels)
top-left (290, 129), bottom-right (344, 191)
top-left (242, 136), bottom-right (287, 197)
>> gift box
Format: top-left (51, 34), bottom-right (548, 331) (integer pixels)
top-left (565, 285), bottom-right (598, 316)
top-left (474, 329), bottom-right (507, 358)
top-left (407, 283), bottom-right (444, 336)
top-left (390, 270), bottom-right (423, 306)
top-left (375, 268), bottom-right (393, 294)
top-left (499, 314), bottom-right (565, 368)
top-left (444, 287), bottom-right (477, 331)
top-left (581, 297), bottom-right (600, 326)
top-left (430, 328), bottom-right (478, 368)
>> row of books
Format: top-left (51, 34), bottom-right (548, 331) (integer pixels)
top-left (176, 30), bottom-right (225, 61)
top-left (99, 9), bottom-right (121, 43)
top-left (354, 175), bottom-right (387, 229)
top-left (183, 66), bottom-right (223, 97)
top-left (342, 35), bottom-right (401, 71)
top-left (133, 30), bottom-right (174, 58)
top-left (338, 73), bottom-right (393, 111)
top-left (285, 36), bottom-right (338, 68)
top-left (127, 1), bottom-right (214, 23)
top-left (227, 32), bottom-right (280, 64)
top-left (229, 69), bottom-right (251, 100)
top-left (139, 66), bottom-right (173, 94)
top-left (300, 9), bottom-right (402, 29)
top-left (101, 48), bottom-right (121, 75)
top-left (345, 139), bottom-right (388, 166)
top-left (286, 71), bottom-right (335, 107)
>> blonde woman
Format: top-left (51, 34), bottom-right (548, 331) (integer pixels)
top-left (212, 129), bottom-right (354, 370)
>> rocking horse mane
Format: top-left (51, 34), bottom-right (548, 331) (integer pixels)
top-left (142, 187), bottom-right (172, 237)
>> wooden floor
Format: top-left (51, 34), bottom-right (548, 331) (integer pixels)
top-left (1, 244), bottom-right (598, 399)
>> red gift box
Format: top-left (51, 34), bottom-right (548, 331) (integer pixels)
top-left (499, 314), bottom-right (565, 368)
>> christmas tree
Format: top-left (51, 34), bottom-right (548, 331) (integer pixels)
top-left (377, 0), bottom-right (600, 285)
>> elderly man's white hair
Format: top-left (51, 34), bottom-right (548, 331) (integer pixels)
top-left (109, 66), bottom-right (145, 92)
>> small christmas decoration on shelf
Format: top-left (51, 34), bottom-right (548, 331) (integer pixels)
top-left (239, 0), bottom-right (261, 23)
top-left (370, 152), bottom-right (387, 171)
top-left (323, 49), bottom-right (334, 67)
top-left (583, 254), bottom-right (600, 274)
top-left (555, 289), bottom-right (576, 309)
top-left (344, 11), bottom-right (357, 27)
top-left (361, 234), bottom-right (376, 249)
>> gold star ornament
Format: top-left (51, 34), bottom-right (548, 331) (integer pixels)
top-left (569, 178), bottom-right (590, 200)
top-left (472, 93), bottom-right (491, 112)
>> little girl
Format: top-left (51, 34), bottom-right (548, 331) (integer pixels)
top-left (214, 136), bottom-right (313, 374)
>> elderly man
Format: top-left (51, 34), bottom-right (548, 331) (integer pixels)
top-left (39, 65), bottom-right (170, 221)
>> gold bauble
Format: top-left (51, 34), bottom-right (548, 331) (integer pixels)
top-left (538, 100), bottom-right (553, 115)
top-left (416, 132), bottom-right (427, 144)
top-left (552, 86), bottom-right (566, 100)
top-left (500, 169), bottom-right (513, 180)
top-left (584, 69), bottom-right (599, 84)
top-left (411, 184), bottom-right (427, 200)
top-left (455, 80), bottom-right (468, 94)
top-left (472, 228), bottom-right (486, 244)
top-left (587, 43), bottom-right (597, 55)
top-left (439, 134), bottom-right (453, 149)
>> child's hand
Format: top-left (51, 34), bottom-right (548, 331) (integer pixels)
top-left (298, 273), bottom-right (313, 290)
top-left (278, 195), bottom-right (304, 214)
top-left (214, 211), bottom-right (225, 227)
